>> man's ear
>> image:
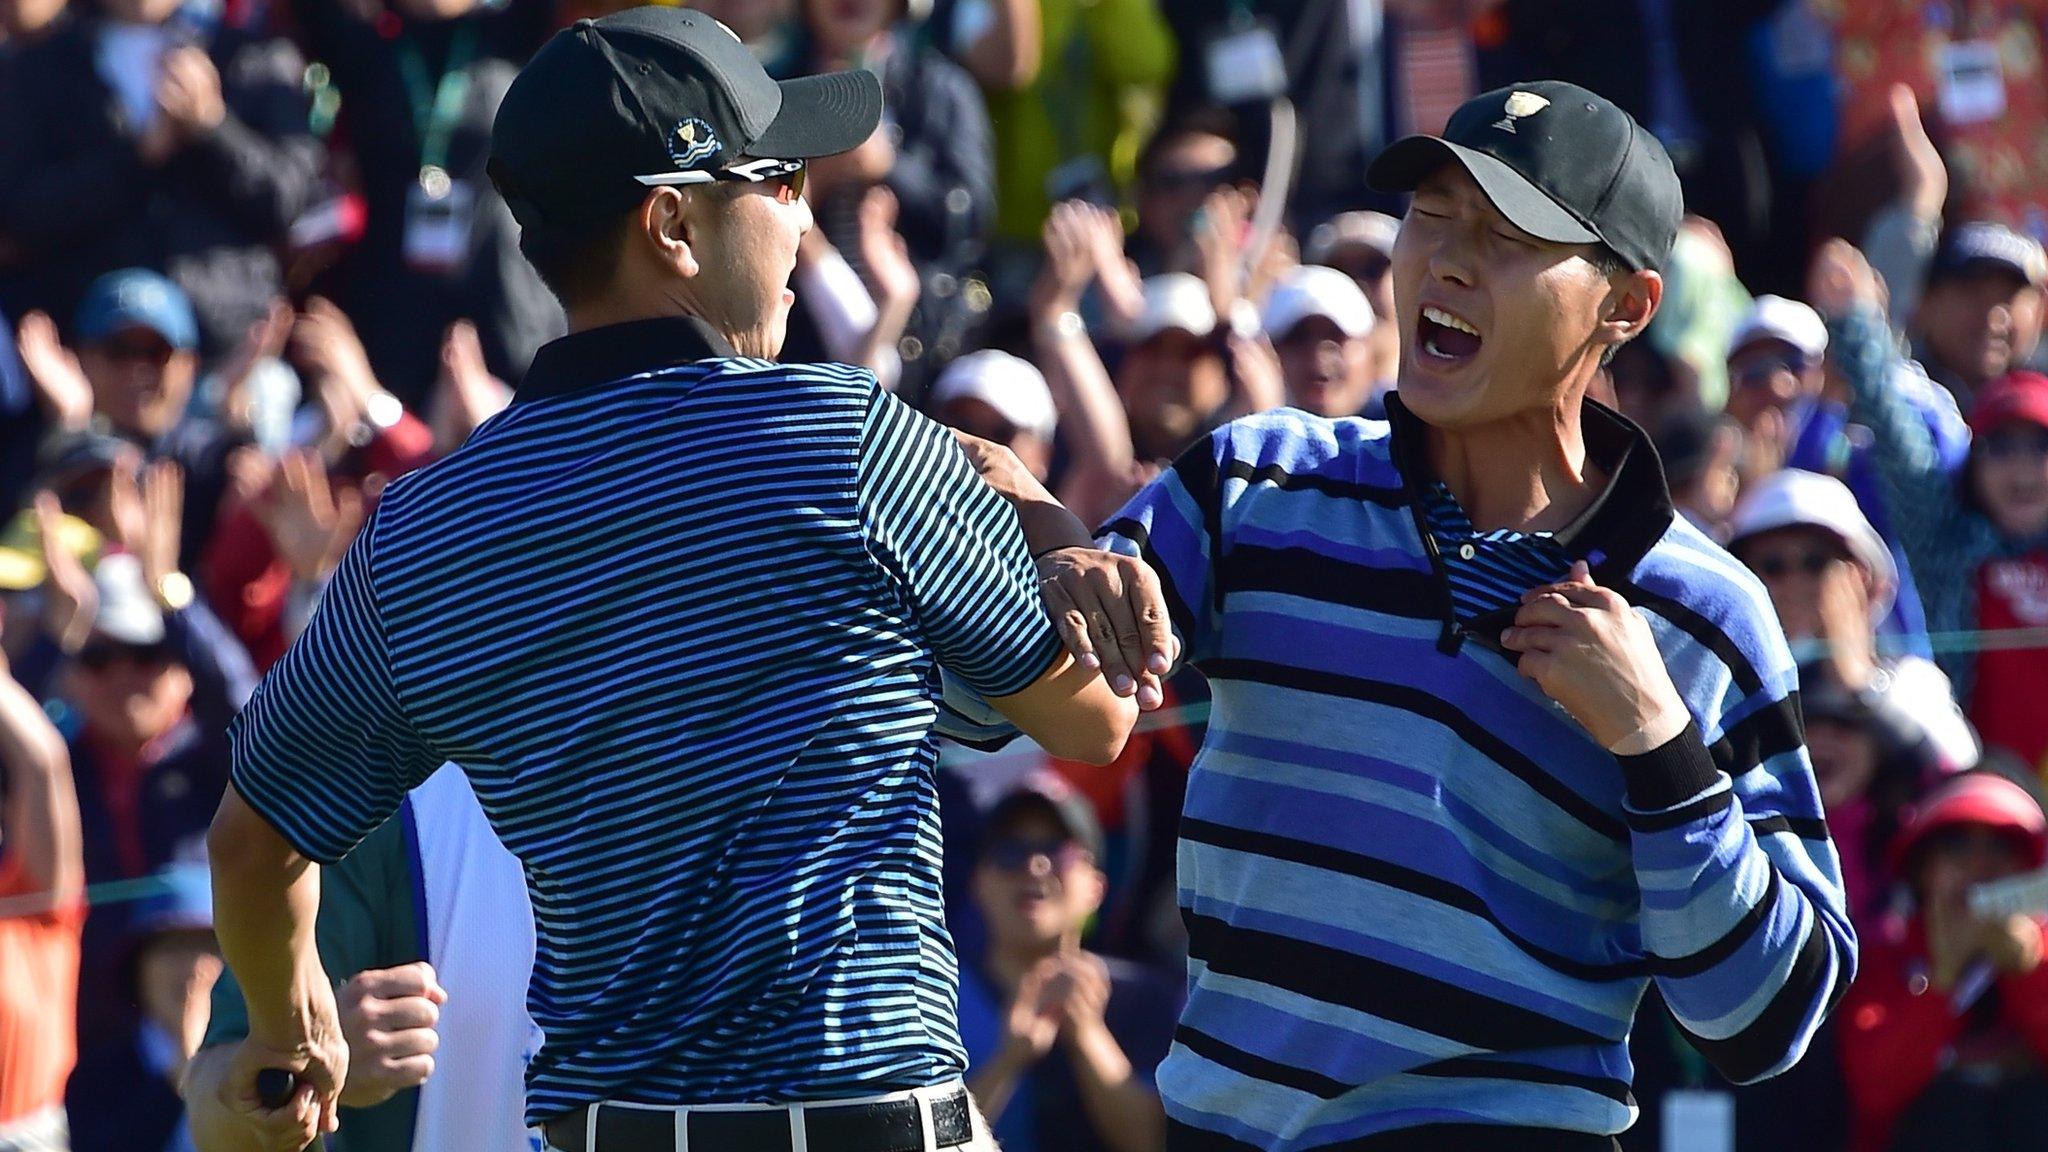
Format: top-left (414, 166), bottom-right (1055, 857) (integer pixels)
top-left (639, 187), bottom-right (701, 280)
top-left (1597, 268), bottom-right (1662, 355)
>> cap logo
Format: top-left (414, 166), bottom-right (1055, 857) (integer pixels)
top-left (668, 118), bottom-right (721, 169)
top-left (1493, 91), bottom-right (1550, 133)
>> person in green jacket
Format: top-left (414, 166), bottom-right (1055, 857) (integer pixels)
top-left (184, 766), bottom-right (535, 1152)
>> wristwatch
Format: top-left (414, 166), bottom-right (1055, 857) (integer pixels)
top-left (155, 571), bottom-right (194, 612)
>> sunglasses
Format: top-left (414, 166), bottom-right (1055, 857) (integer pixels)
top-left (982, 836), bottom-right (1091, 873)
top-left (1147, 165), bottom-right (1233, 193)
top-left (1729, 351), bottom-right (1814, 388)
top-left (634, 157), bottom-right (808, 205)
top-left (79, 639), bottom-right (173, 672)
top-left (1745, 550), bottom-right (1841, 580)
top-left (1978, 427), bottom-right (2048, 461)
top-left (96, 337), bottom-right (177, 367)
top-left (945, 412), bottom-right (1024, 446)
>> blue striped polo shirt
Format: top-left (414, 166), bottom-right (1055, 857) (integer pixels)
top-left (1094, 397), bottom-right (1854, 1150)
top-left (227, 316), bottom-right (1062, 1124)
top-left (1416, 480), bottom-right (1572, 621)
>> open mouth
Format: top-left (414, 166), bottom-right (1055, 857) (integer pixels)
top-left (1417, 305), bottom-right (1483, 364)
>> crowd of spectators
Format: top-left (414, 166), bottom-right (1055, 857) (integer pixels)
top-left (6, 1), bottom-right (2048, 1150)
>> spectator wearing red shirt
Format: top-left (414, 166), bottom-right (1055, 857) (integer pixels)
top-left (0, 648), bottom-right (82, 1152)
top-left (1840, 772), bottom-right (2048, 1152)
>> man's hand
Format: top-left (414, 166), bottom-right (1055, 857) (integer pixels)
top-left (35, 493), bottom-right (97, 651)
top-left (16, 311), bottom-right (95, 431)
top-left (1033, 200), bottom-right (1103, 316)
top-left (252, 450), bottom-right (365, 584)
top-left (336, 961), bottom-right (447, 1108)
top-left (139, 459), bottom-right (186, 602)
top-left (217, 300), bottom-right (297, 437)
top-left (1078, 202), bottom-right (1144, 326)
top-left (294, 297), bottom-right (385, 452)
top-left (1501, 561), bottom-right (1691, 754)
top-left (1806, 238), bottom-right (1883, 321)
top-left (157, 46), bottom-right (227, 138)
top-left (1981, 914), bottom-right (2044, 979)
top-left (1002, 956), bottom-right (1068, 1064)
top-left (1886, 83), bottom-right (1948, 224)
top-left (1056, 951), bottom-right (1111, 1037)
top-left (947, 427), bottom-right (1177, 709)
top-left (1817, 560), bottom-right (1877, 690)
top-left (1225, 331), bottom-right (1285, 416)
top-left (1035, 547), bottom-right (1176, 711)
top-left (1193, 186), bottom-right (1253, 317)
top-left (218, 984), bottom-right (350, 1151)
top-left (428, 321), bottom-right (512, 458)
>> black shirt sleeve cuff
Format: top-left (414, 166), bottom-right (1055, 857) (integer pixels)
top-left (1617, 721), bottom-right (1723, 813)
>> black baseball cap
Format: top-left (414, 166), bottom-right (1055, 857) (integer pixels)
top-left (488, 6), bottom-right (883, 228)
top-left (983, 775), bottom-right (1105, 861)
top-left (1930, 221), bottom-right (2048, 288)
top-left (1367, 80), bottom-right (1683, 271)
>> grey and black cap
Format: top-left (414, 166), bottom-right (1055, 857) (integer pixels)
top-left (488, 6), bottom-right (882, 228)
top-left (1368, 80), bottom-right (1684, 272)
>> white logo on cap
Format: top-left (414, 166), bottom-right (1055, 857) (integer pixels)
top-left (1493, 90), bottom-right (1550, 134)
top-left (668, 118), bottom-right (720, 168)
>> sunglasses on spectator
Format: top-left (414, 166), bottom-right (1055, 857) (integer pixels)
top-left (1148, 165), bottom-right (1233, 193)
top-left (1978, 426), bottom-right (2048, 462)
top-left (1729, 351), bottom-right (1814, 388)
top-left (947, 414), bottom-right (1024, 446)
top-left (78, 639), bottom-right (173, 672)
top-left (982, 836), bottom-right (1091, 873)
top-left (1331, 253), bottom-right (1392, 283)
top-left (1744, 549), bottom-right (1843, 580)
top-left (95, 336), bottom-right (177, 367)
top-left (634, 157), bottom-right (807, 205)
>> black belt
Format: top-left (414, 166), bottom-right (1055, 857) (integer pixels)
top-left (544, 1086), bottom-right (974, 1152)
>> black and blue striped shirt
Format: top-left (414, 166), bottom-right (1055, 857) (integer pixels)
top-left (1417, 479), bottom-right (1574, 622)
top-left (227, 317), bottom-right (1062, 1123)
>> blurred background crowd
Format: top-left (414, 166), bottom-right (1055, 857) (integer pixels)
top-left (8, 0), bottom-right (2048, 1150)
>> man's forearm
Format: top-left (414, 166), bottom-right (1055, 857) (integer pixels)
top-left (1065, 1022), bottom-right (1165, 1152)
top-left (207, 786), bottom-right (328, 1043)
top-left (957, 434), bottom-right (1098, 554)
top-left (965, 1043), bottom-right (1035, 1124)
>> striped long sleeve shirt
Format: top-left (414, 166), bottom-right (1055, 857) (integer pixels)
top-left (1096, 398), bottom-right (1855, 1150)
top-left (226, 317), bottom-right (1063, 1125)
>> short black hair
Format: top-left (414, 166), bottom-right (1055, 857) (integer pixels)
top-left (520, 211), bottom-right (634, 308)
top-left (1592, 245), bottom-right (1631, 365)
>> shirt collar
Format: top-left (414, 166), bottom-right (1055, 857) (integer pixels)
top-left (513, 315), bottom-right (738, 405)
top-left (1385, 391), bottom-right (1674, 584)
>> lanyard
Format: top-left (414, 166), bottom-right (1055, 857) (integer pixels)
top-left (396, 24), bottom-right (478, 187)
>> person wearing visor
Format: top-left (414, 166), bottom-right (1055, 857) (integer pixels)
top-left (956, 80), bottom-right (1852, 1148)
top-left (205, 8), bottom-right (1137, 1152)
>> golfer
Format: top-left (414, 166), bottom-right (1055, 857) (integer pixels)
top-left (964, 81), bottom-right (1857, 1149)
top-left (202, 8), bottom-right (1137, 1152)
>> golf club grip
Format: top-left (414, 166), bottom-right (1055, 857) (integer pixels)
top-left (255, 1068), bottom-right (298, 1109)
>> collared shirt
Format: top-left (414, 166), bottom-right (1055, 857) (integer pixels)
top-left (1416, 480), bottom-right (1573, 622)
top-left (1094, 396), bottom-right (1853, 1147)
top-left (228, 317), bottom-right (1061, 1123)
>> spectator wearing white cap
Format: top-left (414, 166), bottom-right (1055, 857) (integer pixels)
top-left (1261, 264), bottom-right (1377, 419)
top-left (1116, 274), bottom-right (1231, 463)
top-left (1724, 294), bottom-right (1828, 484)
top-left (1305, 210), bottom-right (1399, 391)
top-left (1727, 468), bottom-right (1977, 773)
top-left (931, 351), bottom-right (1059, 482)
